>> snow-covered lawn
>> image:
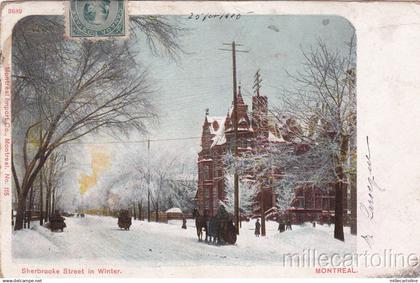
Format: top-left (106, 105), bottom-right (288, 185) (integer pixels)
top-left (13, 215), bottom-right (356, 267)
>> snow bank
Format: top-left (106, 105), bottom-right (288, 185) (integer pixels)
top-left (13, 215), bottom-right (356, 267)
top-left (12, 225), bottom-right (61, 258)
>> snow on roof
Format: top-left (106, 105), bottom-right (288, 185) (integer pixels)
top-left (207, 116), bottom-right (225, 125)
top-left (166, 207), bottom-right (182, 213)
top-left (206, 115), bottom-right (227, 147)
top-left (238, 126), bottom-right (253, 132)
top-left (268, 131), bottom-right (286, 143)
top-left (205, 108), bottom-right (294, 149)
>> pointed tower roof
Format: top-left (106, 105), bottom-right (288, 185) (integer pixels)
top-left (237, 85), bottom-right (245, 105)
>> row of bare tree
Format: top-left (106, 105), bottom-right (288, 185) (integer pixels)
top-left (88, 148), bottom-right (197, 222)
top-left (16, 152), bottom-right (65, 228)
top-left (11, 16), bottom-right (185, 230)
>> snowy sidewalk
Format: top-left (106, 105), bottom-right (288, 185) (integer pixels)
top-left (13, 215), bottom-right (356, 267)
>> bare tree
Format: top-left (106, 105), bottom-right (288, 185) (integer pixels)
top-left (275, 35), bottom-right (356, 241)
top-left (166, 173), bottom-right (197, 213)
top-left (87, 146), bottom-right (196, 221)
top-left (129, 16), bottom-right (186, 58)
top-left (223, 173), bottom-right (258, 217)
top-left (42, 151), bottom-right (67, 221)
top-left (11, 16), bottom-right (185, 230)
top-left (148, 155), bottom-right (177, 222)
top-left (224, 143), bottom-right (298, 236)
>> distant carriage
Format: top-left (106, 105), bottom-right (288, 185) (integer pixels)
top-left (117, 210), bottom-right (132, 230)
top-left (48, 212), bottom-right (66, 232)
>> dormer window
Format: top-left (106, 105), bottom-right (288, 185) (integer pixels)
top-left (213, 121), bottom-right (219, 131)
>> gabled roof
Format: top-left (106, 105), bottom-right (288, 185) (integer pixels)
top-left (225, 103), bottom-right (253, 133)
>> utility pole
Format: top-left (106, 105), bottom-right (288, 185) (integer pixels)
top-left (253, 69), bottom-right (262, 97)
top-left (254, 70), bottom-right (265, 236)
top-left (39, 124), bottom-right (44, 226)
top-left (147, 138), bottom-right (151, 222)
top-left (220, 41), bottom-right (248, 235)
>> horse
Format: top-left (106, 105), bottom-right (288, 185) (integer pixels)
top-left (286, 220), bottom-right (292, 231)
top-left (224, 220), bottom-right (237, 244)
top-left (205, 208), bottom-right (236, 245)
top-left (206, 217), bottom-right (219, 244)
top-left (192, 208), bottom-right (208, 241)
top-left (207, 217), bottom-right (236, 245)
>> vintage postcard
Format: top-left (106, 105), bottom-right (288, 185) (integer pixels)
top-left (0, 0), bottom-right (419, 280)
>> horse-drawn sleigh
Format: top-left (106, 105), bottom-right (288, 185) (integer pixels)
top-left (48, 212), bottom-right (67, 232)
top-left (118, 210), bottom-right (132, 230)
top-left (193, 205), bottom-right (237, 245)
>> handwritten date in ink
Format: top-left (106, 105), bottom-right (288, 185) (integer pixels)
top-left (187, 13), bottom-right (241, 21)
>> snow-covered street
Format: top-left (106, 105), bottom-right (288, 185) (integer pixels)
top-left (13, 215), bottom-right (356, 267)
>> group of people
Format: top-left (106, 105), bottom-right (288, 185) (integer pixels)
top-left (278, 219), bottom-right (293, 233)
top-left (254, 218), bottom-right (292, 237)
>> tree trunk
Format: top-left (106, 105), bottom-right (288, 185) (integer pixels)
top-left (147, 190), bottom-right (150, 222)
top-left (334, 135), bottom-right (349, 241)
top-left (155, 201), bottom-right (159, 223)
top-left (14, 195), bottom-right (26, 231)
top-left (45, 186), bottom-right (50, 223)
top-left (52, 187), bottom-right (56, 214)
top-left (14, 152), bottom-right (49, 230)
top-left (334, 181), bottom-right (344, 241)
top-left (28, 186), bottom-right (35, 229)
top-left (39, 173), bottom-right (44, 226)
top-left (133, 205), bottom-right (137, 220)
top-left (138, 202), bottom-right (142, 221)
top-left (350, 173), bottom-right (357, 235)
top-left (260, 186), bottom-right (266, 236)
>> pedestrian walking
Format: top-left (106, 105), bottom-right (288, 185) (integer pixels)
top-left (181, 216), bottom-right (187, 229)
top-left (278, 220), bottom-right (285, 233)
top-left (255, 219), bottom-right (261, 237)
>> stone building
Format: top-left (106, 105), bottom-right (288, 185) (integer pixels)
top-left (195, 86), bottom-right (347, 222)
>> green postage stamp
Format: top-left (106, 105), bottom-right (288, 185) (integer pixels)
top-left (69, 0), bottom-right (126, 37)
top-left (1, 0), bottom-right (420, 280)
